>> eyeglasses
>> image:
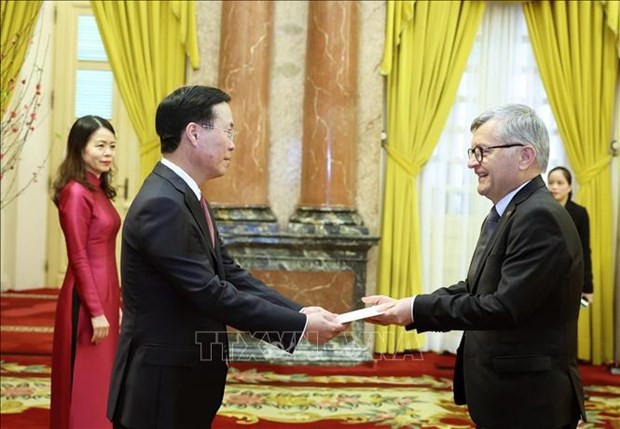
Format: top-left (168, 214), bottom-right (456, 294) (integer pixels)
top-left (467, 143), bottom-right (524, 163)
top-left (200, 124), bottom-right (234, 142)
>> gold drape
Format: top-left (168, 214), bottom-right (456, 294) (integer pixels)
top-left (376, 0), bottom-right (485, 353)
top-left (91, 0), bottom-right (200, 181)
top-left (0, 0), bottom-right (43, 115)
top-left (523, 0), bottom-right (618, 364)
top-left (600, 0), bottom-right (620, 56)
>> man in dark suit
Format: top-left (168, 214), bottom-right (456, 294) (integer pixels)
top-left (364, 104), bottom-right (585, 429)
top-left (107, 85), bottom-right (346, 429)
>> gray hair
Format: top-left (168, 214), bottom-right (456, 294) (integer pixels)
top-left (470, 104), bottom-right (549, 172)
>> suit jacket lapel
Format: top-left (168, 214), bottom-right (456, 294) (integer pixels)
top-left (153, 162), bottom-right (216, 259)
top-left (469, 175), bottom-right (546, 292)
top-left (185, 193), bottom-right (211, 243)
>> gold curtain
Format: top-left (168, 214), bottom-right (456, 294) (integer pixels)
top-left (600, 0), bottom-right (620, 56)
top-left (523, 1), bottom-right (619, 364)
top-left (91, 0), bottom-right (200, 181)
top-left (0, 0), bottom-right (43, 115)
top-left (376, 0), bottom-right (485, 353)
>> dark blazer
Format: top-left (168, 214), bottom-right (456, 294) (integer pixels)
top-left (565, 199), bottom-right (593, 293)
top-left (107, 162), bottom-right (307, 429)
top-left (409, 176), bottom-right (585, 429)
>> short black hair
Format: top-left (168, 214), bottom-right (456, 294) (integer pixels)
top-left (155, 85), bottom-right (231, 153)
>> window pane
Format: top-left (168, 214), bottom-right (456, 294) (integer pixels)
top-left (77, 15), bottom-right (107, 61)
top-left (75, 70), bottom-right (113, 118)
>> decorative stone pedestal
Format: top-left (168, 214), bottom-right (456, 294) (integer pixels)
top-left (216, 208), bottom-right (378, 364)
top-left (289, 207), bottom-right (369, 236)
top-left (212, 206), bottom-right (279, 234)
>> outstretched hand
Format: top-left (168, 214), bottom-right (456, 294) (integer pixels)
top-left (362, 295), bottom-right (414, 326)
top-left (303, 308), bottom-right (348, 345)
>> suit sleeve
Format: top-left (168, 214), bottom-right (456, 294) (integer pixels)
top-left (58, 183), bottom-right (104, 317)
top-left (405, 281), bottom-right (467, 331)
top-left (412, 206), bottom-right (573, 332)
top-left (128, 195), bottom-right (306, 351)
top-left (431, 281), bottom-right (468, 296)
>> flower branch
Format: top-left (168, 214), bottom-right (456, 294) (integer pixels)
top-left (1, 19), bottom-right (50, 210)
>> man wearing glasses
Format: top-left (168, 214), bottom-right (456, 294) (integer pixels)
top-left (365, 104), bottom-right (585, 429)
top-left (108, 85), bottom-right (346, 429)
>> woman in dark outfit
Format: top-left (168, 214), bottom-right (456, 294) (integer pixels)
top-left (547, 166), bottom-right (593, 302)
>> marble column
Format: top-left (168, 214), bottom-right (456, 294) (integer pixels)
top-left (290, 1), bottom-right (366, 235)
top-left (202, 0), bottom-right (277, 234)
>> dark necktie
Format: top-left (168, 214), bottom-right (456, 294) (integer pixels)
top-left (469, 206), bottom-right (500, 275)
top-left (200, 197), bottom-right (216, 248)
top-left (200, 197), bottom-right (227, 365)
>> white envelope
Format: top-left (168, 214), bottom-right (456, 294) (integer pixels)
top-left (336, 305), bottom-right (385, 324)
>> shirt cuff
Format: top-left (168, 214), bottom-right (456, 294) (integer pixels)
top-left (299, 308), bottom-right (309, 340)
top-left (410, 296), bottom-right (416, 324)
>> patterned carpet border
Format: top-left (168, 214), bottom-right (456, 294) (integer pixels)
top-left (2, 358), bottom-right (619, 429)
top-left (1, 289), bottom-right (619, 428)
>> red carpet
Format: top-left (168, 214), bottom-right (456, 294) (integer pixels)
top-left (2, 288), bottom-right (619, 429)
top-left (1, 408), bottom-right (49, 429)
top-left (1, 289), bottom-right (57, 355)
